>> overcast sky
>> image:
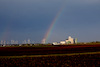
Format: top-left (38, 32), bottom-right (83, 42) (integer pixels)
top-left (0, 0), bottom-right (100, 43)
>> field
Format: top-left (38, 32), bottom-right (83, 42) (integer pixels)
top-left (0, 44), bottom-right (100, 67)
top-left (0, 44), bottom-right (100, 56)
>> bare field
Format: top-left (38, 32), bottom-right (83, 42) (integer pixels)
top-left (0, 54), bottom-right (100, 67)
top-left (0, 44), bottom-right (100, 67)
top-left (0, 44), bottom-right (100, 56)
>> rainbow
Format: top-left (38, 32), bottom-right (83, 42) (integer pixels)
top-left (42, 2), bottom-right (66, 43)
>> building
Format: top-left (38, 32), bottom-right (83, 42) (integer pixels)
top-left (42, 39), bottom-right (46, 44)
top-left (53, 42), bottom-right (59, 45)
top-left (60, 41), bottom-right (66, 44)
top-left (28, 39), bottom-right (31, 44)
top-left (53, 36), bottom-right (77, 45)
top-left (65, 36), bottom-right (74, 44)
top-left (75, 38), bottom-right (78, 44)
top-left (0, 40), bottom-right (3, 45)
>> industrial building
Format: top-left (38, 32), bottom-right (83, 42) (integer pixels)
top-left (53, 36), bottom-right (77, 45)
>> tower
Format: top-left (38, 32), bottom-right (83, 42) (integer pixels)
top-left (4, 40), bottom-right (6, 45)
top-left (42, 39), bottom-right (46, 44)
top-left (68, 36), bottom-right (74, 44)
top-left (28, 39), bottom-right (30, 44)
top-left (1, 40), bottom-right (3, 45)
top-left (75, 38), bottom-right (78, 44)
top-left (11, 40), bottom-right (14, 44)
top-left (65, 36), bottom-right (74, 44)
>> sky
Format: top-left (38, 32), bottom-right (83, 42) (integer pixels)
top-left (0, 0), bottom-right (100, 43)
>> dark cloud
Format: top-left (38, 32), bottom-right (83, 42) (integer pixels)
top-left (0, 0), bottom-right (100, 43)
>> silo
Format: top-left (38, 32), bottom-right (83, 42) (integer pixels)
top-left (75, 38), bottom-right (78, 44)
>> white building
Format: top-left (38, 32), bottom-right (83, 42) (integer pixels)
top-left (0, 40), bottom-right (3, 44)
top-left (75, 38), bottom-right (78, 44)
top-left (28, 39), bottom-right (31, 44)
top-left (65, 36), bottom-right (74, 44)
top-left (53, 36), bottom-right (77, 45)
top-left (53, 42), bottom-right (59, 45)
top-left (42, 39), bottom-right (46, 44)
top-left (11, 40), bottom-right (15, 44)
top-left (60, 41), bottom-right (66, 44)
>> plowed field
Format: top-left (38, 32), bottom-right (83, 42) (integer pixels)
top-left (0, 44), bottom-right (100, 56)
